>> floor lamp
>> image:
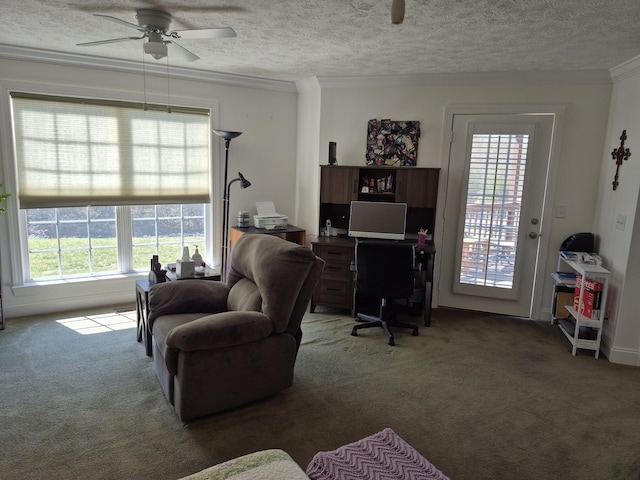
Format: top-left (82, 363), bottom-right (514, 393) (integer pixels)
top-left (212, 128), bottom-right (242, 281)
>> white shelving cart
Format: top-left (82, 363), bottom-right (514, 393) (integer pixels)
top-left (551, 253), bottom-right (609, 358)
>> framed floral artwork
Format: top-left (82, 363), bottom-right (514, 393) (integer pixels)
top-left (366, 119), bottom-right (420, 166)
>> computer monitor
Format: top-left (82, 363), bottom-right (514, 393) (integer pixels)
top-left (348, 201), bottom-right (407, 240)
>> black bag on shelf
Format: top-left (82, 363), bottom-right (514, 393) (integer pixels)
top-left (560, 232), bottom-right (594, 253)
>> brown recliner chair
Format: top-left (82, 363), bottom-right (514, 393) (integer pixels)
top-left (148, 234), bottom-right (325, 421)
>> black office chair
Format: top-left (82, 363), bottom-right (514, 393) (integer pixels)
top-left (351, 240), bottom-right (419, 346)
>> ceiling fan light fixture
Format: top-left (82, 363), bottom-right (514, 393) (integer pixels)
top-left (144, 41), bottom-right (168, 60)
top-left (78, 8), bottom-right (236, 63)
top-left (391, 0), bottom-right (405, 24)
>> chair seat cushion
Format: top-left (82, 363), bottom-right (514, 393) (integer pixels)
top-left (153, 313), bottom-right (205, 365)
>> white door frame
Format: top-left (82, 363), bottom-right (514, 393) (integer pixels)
top-left (434, 104), bottom-right (566, 320)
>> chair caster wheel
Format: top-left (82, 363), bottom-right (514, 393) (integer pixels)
top-left (388, 338), bottom-right (395, 346)
top-left (412, 330), bottom-right (419, 336)
top-left (351, 329), bottom-right (358, 337)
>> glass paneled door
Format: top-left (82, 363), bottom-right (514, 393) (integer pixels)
top-left (439, 114), bottom-right (554, 317)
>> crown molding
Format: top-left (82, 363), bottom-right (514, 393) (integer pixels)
top-left (0, 44), bottom-right (618, 93)
top-left (0, 44), bottom-right (297, 93)
top-left (610, 54), bottom-right (640, 83)
top-left (316, 69), bottom-right (613, 88)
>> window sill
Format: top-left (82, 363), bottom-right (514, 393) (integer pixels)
top-left (12, 272), bottom-right (146, 297)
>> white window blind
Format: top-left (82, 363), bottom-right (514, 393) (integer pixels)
top-left (460, 133), bottom-right (528, 288)
top-left (11, 93), bottom-right (211, 209)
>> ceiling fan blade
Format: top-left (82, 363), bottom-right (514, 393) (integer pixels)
top-left (167, 41), bottom-right (200, 62)
top-left (94, 14), bottom-right (147, 33)
top-left (391, 0), bottom-right (405, 24)
top-left (170, 27), bottom-right (237, 40)
top-left (77, 36), bottom-right (145, 47)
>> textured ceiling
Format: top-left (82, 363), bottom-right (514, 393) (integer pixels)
top-left (1, 0), bottom-right (640, 82)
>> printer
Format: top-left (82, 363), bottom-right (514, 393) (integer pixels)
top-left (253, 201), bottom-right (288, 229)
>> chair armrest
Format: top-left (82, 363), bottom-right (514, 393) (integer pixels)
top-left (166, 311), bottom-right (273, 351)
top-left (148, 281), bottom-right (230, 323)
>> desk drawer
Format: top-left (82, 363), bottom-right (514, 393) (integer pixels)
top-left (311, 242), bottom-right (355, 311)
top-left (313, 245), bottom-right (352, 264)
top-left (322, 262), bottom-right (351, 282)
top-left (315, 279), bottom-right (351, 306)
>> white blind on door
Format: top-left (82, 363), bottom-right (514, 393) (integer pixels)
top-left (11, 93), bottom-right (211, 208)
top-left (460, 132), bottom-right (528, 288)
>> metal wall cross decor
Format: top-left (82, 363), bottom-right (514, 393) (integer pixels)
top-left (611, 129), bottom-right (631, 191)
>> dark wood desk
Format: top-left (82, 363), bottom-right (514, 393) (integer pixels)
top-left (230, 225), bottom-right (306, 248)
top-left (310, 237), bottom-right (435, 327)
top-left (416, 243), bottom-right (436, 327)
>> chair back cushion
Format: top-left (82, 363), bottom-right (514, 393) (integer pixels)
top-left (227, 277), bottom-right (263, 312)
top-left (227, 234), bottom-right (320, 333)
top-left (355, 240), bottom-right (415, 299)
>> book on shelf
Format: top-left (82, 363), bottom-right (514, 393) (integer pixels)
top-left (558, 317), bottom-right (598, 340)
top-left (560, 250), bottom-right (603, 265)
top-left (552, 271), bottom-right (577, 286)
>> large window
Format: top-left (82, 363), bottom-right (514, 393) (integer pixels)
top-left (26, 204), bottom-right (205, 280)
top-left (11, 93), bottom-right (212, 282)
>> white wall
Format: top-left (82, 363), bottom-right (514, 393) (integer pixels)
top-left (294, 77), bottom-right (321, 233)
top-left (0, 57), bottom-right (298, 317)
top-left (594, 55), bottom-right (640, 365)
top-left (299, 75), bottom-right (612, 320)
top-left (0, 54), bottom-right (625, 350)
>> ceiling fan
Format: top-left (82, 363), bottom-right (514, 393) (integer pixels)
top-left (77, 9), bottom-right (236, 62)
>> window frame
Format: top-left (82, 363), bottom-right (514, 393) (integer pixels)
top-left (1, 81), bottom-right (222, 290)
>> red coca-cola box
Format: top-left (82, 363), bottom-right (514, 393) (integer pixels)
top-left (574, 275), bottom-right (603, 320)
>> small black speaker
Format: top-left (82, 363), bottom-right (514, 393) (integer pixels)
top-left (328, 141), bottom-right (337, 165)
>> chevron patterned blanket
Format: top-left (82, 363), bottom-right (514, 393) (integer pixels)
top-left (305, 428), bottom-right (449, 480)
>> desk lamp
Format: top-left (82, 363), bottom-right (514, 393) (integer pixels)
top-left (222, 172), bottom-right (251, 280)
top-left (212, 128), bottom-right (243, 281)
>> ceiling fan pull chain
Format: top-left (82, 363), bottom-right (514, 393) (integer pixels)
top-left (142, 50), bottom-right (148, 111)
top-left (166, 54), bottom-right (172, 114)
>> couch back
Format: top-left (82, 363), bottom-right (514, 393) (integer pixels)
top-left (227, 234), bottom-right (324, 335)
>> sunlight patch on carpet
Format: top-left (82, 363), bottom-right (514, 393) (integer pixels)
top-left (56, 311), bottom-right (136, 335)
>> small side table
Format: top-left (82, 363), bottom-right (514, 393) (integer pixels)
top-left (135, 280), bottom-right (151, 356)
top-left (165, 267), bottom-right (221, 282)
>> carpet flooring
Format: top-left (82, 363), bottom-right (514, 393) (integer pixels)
top-left (1, 306), bottom-right (640, 480)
